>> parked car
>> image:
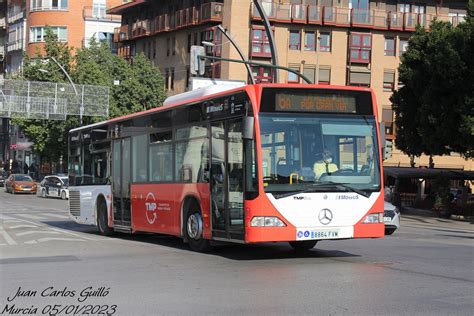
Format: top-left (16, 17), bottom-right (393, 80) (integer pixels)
top-left (0, 171), bottom-right (7, 187)
top-left (39, 175), bottom-right (69, 200)
top-left (384, 201), bottom-right (400, 235)
top-left (5, 174), bottom-right (37, 194)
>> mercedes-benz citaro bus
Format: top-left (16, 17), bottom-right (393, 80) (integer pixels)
top-left (68, 84), bottom-right (385, 252)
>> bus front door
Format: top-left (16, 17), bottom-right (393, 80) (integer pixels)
top-left (210, 120), bottom-right (244, 241)
top-left (112, 138), bottom-right (131, 227)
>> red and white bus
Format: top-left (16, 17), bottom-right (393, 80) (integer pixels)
top-left (68, 84), bottom-right (385, 251)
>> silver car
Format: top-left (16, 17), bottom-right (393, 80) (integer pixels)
top-left (384, 201), bottom-right (400, 235)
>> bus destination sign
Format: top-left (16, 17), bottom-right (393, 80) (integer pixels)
top-left (275, 92), bottom-right (357, 113)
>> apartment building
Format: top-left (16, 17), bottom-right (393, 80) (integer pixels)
top-left (3, 0), bottom-right (127, 76)
top-left (0, 0), bottom-right (6, 77)
top-left (110, 0), bottom-right (471, 171)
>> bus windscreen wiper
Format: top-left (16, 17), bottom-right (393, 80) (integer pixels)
top-left (273, 182), bottom-right (371, 199)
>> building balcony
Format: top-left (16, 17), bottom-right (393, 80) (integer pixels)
top-left (250, 2), bottom-right (463, 32)
top-left (114, 25), bottom-right (130, 43)
top-left (0, 45), bottom-right (5, 57)
top-left (115, 2), bottom-right (223, 42)
top-left (0, 16), bottom-right (6, 28)
top-left (7, 9), bottom-right (25, 24)
top-left (83, 7), bottom-right (121, 23)
top-left (7, 39), bottom-right (23, 52)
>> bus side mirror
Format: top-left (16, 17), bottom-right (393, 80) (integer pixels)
top-left (243, 116), bottom-right (254, 140)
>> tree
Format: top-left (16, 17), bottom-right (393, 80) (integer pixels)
top-left (16, 31), bottom-right (166, 167)
top-left (391, 8), bottom-right (474, 165)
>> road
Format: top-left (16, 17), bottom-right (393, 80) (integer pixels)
top-left (0, 189), bottom-right (473, 315)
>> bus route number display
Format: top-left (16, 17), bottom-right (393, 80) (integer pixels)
top-left (275, 93), bottom-right (357, 113)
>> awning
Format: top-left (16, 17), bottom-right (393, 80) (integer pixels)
top-left (384, 167), bottom-right (474, 180)
top-left (107, 0), bottom-right (146, 15)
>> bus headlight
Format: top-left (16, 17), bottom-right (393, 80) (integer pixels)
top-left (363, 213), bottom-right (384, 223)
top-left (251, 217), bottom-right (286, 227)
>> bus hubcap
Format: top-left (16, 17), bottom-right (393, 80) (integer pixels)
top-left (187, 213), bottom-right (202, 240)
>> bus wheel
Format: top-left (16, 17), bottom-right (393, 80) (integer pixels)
top-left (288, 240), bottom-right (318, 251)
top-left (185, 208), bottom-right (211, 252)
top-left (97, 197), bottom-right (113, 236)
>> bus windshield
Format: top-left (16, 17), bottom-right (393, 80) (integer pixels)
top-left (259, 113), bottom-right (380, 194)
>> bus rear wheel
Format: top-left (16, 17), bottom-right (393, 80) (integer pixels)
top-left (184, 208), bottom-right (211, 252)
top-left (97, 197), bottom-right (113, 236)
top-left (288, 240), bottom-right (318, 251)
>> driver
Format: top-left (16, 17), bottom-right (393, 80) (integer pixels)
top-left (313, 149), bottom-right (338, 179)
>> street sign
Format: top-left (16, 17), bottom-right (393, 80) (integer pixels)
top-left (190, 46), bottom-right (206, 76)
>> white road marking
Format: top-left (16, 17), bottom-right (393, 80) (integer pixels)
top-left (9, 225), bottom-right (38, 229)
top-left (0, 214), bottom-right (15, 220)
top-left (0, 229), bottom-right (17, 245)
top-left (16, 214), bottom-right (45, 220)
top-left (48, 228), bottom-right (103, 241)
top-left (16, 231), bottom-right (61, 237)
top-left (24, 240), bottom-right (38, 244)
top-left (43, 213), bottom-right (69, 219)
top-left (36, 237), bottom-right (85, 243)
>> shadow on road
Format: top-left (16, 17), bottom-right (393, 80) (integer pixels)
top-left (40, 220), bottom-right (360, 260)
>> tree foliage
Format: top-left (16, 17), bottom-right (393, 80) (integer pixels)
top-left (391, 2), bottom-right (474, 162)
top-left (16, 31), bottom-right (166, 163)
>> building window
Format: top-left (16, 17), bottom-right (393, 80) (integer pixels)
top-left (319, 66), bottom-right (331, 85)
top-left (304, 32), bottom-right (316, 51)
top-left (350, 32), bottom-right (371, 63)
top-left (288, 64), bottom-right (300, 83)
top-left (193, 33), bottom-right (198, 46)
top-left (348, 70), bottom-right (371, 87)
top-left (30, 26), bottom-right (67, 43)
top-left (166, 37), bottom-right (170, 56)
top-left (31, 0), bottom-right (68, 11)
top-left (382, 107), bottom-right (395, 136)
top-left (186, 66), bottom-right (190, 89)
top-left (289, 30), bottom-right (301, 50)
top-left (399, 38), bottom-right (408, 55)
top-left (172, 36), bottom-right (176, 56)
top-left (250, 28), bottom-right (272, 57)
top-left (170, 68), bottom-right (175, 90)
top-left (153, 40), bottom-right (156, 59)
top-left (252, 66), bottom-right (273, 83)
top-left (383, 71), bottom-right (395, 91)
top-left (187, 34), bottom-right (192, 53)
top-left (384, 37), bottom-right (395, 56)
top-left (92, 0), bottom-right (106, 18)
top-left (165, 68), bottom-right (169, 90)
top-left (303, 66), bottom-right (316, 83)
top-left (319, 32), bottom-right (331, 52)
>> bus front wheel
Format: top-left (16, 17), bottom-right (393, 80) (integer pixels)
top-left (184, 208), bottom-right (211, 252)
top-left (289, 240), bottom-right (318, 251)
top-left (97, 197), bottom-right (113, 236)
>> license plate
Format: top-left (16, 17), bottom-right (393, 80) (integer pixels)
top-left (383, 216), bottom-right (392, 223)
top-left (296, 229), bottom-right (340, 240)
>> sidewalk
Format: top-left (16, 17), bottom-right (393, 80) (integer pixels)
top-left (401, 206), bottom-right (473, 223)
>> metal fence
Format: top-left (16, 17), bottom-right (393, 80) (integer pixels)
top-left (0, 79), bottom-right (109, 120)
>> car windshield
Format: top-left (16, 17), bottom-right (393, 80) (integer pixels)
top-left (259, 113), bottom-right (381, 194)
top-left (14, 175), bottom-right (33, 182)
top-left (60, 178), bottom-right (69, 186)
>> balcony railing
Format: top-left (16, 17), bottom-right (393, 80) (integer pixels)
top-left (250, 2), bottom-right (465, 32)
top-left (307, 5), bottom-right (321, 24)
top-left (7, 39), bottom-right (23, 52)
top-left (83, 7), bottom-right (121, 22)
top-left (200, 2), bottom-right (223, 22)
top-left (115, 2), bottom-right (223, 42)
top-left (7, 8), bottom-right (25, 23)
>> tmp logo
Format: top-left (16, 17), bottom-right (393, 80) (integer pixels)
top-left (293, 196), bottom-right (310, 200)
top-left (145, 192), bottom-right (157, 224)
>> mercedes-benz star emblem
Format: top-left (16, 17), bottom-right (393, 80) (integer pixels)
top-left (319, 209), bottom-right (333, 225)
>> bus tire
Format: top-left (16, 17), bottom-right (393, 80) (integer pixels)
top-left (97, 196), bottom-right (113, 236)
top-left (184, 207), bottom-right (211, 252)
top-left (288, 240), bottom-right (318, 251)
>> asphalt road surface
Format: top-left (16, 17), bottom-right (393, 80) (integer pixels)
top-left (0, 189), bottom-right (473, 315)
